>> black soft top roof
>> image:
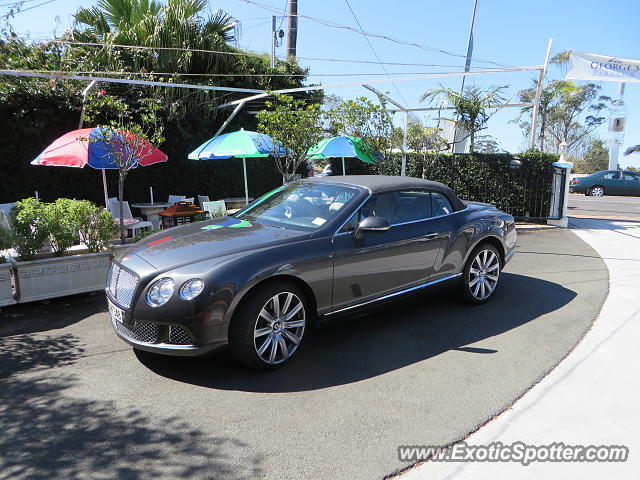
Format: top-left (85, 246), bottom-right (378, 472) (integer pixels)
top-left (307, 175), bottom-right (466, 211)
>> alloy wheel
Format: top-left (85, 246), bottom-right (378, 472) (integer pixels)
top-left (253, 292), bottom-right (306, 365)
top-left (590, 186), bottom-right (605, 197)
top-left (468, 249), bottom-right (500, 301)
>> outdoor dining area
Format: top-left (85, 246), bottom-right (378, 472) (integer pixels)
top-left (2, 123), bottom-right (383, 244)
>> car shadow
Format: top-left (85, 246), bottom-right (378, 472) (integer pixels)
top-left (137, 273), bottom-right (577, 392)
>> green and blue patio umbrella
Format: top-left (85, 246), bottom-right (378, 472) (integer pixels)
top-left (306, 136), bottom-right (383, 175)
top-left (188, 129), bottom-right (285, 205)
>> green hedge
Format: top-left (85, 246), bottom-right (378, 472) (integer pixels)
top-left (330, 152), bottom-right (558, 219)
top-left (0, 101), bottom-right (285, 205)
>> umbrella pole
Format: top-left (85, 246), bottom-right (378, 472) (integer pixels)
top-left (242, 156), bottom-right (249, 205)
top-left (101, 169), bottom-right (109, 208)
top-left (342, 157), bottom-right (346, 176)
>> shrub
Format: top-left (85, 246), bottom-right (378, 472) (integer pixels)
top-left (9, 197), bottom-right (49, 261)
top-left (0, 224), bottom-right (16, 263)
top-left (44, 198), bottom-right (79, 256)
top-left (70, 200), bottom-right (119, 253)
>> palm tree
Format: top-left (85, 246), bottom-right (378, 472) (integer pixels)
top-left (420, 85), bottom-right (507, 152)
top-left (625, 145), bottom-right (640, 156)
top-left (72, 0), bottom-right (238, 74)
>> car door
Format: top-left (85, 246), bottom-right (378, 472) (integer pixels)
top-left (331, 190), bottom-right (444, 311)
top-left (602, 171), bottom-right (625, 195)
top-left (621, 172), bottom-right (640, 196)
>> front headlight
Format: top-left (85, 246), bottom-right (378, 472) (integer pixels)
top-left (146, 278), bottom-right (175, 307)
top-left (179, 279), bottom-right (205, 300)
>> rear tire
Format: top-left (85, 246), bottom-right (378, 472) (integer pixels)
top-left (460, 244), bottom-right (502, 304)
top-left (228, 281), bottom-right (309, 370)
top-left (588, 185), bottom-right (605, 197)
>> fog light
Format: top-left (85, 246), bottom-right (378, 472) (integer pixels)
top-left (179, 279), bottom-right (205, 300)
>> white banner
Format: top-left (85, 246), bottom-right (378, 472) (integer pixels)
top-left (565, 51), bottom-right (640, 82)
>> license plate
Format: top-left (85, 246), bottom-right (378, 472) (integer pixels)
top-left (108, 299), bottom-right (125, 324)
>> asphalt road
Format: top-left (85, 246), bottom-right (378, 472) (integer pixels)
top-left (568, 193), bottom-right (640, 221)
top-left (0, 229), bottom-right (607, 480)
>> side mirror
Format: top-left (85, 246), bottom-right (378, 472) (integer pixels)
top-left (354, 215), bottom-right (390, 240)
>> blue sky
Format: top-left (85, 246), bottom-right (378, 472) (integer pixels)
top-left (3, 0), bottom-right (640, 166)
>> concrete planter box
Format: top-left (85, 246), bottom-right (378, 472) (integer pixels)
top-left (0, 262), bottom-right (16, 307)
top-left (13, 251), bottom-right (114, 303)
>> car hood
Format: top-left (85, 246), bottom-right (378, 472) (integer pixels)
top-left (117, 217), bottom-right (310, 271)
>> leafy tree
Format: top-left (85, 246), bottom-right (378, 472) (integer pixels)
top-left (420, 85), bottom-right (507, 152)
top-left (73, 0), bottom-right (237, 75)
top-left (625, 145), bottom-right (640, 156)
top-left (474, 135), bottom-right (502, 153)
top-left (85, 91), bottom-right (165, 243)
top-left (572, 138), bottom-right (609, 174)
top-left (257, 93), bottom-right (323, 182)
top-left (515, 51), bottom-right (611, 154)
top-left (390, 119), bottom-right (448, 178)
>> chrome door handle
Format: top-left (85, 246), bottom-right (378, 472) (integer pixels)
top-left (424, 232), bottom-right (440, 239)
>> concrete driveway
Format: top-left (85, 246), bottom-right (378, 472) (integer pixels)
top-left (0, 229), bottom-right (607, 480)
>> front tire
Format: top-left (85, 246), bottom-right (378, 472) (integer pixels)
top-left (460, 244), bottom-right (501, 304)
top-left (589, 185), bottom-right (605, 197)
top-left (228, 281), bottom-right (308, 370)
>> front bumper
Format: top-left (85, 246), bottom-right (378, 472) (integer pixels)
top-left (111, 316), bottom-right (225, 357)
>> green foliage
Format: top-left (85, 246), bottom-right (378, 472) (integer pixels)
top-left (9, 198), bottom-right (49, 261)
top-left (44, 198), bottom-right (79, 256)
top-left (625, 144), bottom-right (640, 156)
top-left (328, 97), bottom-right (393, 156)
top-left (0, 225), bottom-right (16, 263)
top-left (134, 228), bottom-right (159, 243)
top-left (329, 152), bottom-right (558, 219)
top-left (516, 80), bottom-right (610, 154)
top-left (257, 93), bottom-right (323, 181)
top-left (421, 85), bottom-right (507, 152)
top-left (474, 135), bottom-right (502, 154)
top-left (572, 139), bottom-right (609, 174)
top-left (70, 200), bottom-right (119, 253)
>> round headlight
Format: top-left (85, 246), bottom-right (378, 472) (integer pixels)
top-left (179, 279), bottom-right (205, 301)
top-left (146, 278), bottom-right (175, 307)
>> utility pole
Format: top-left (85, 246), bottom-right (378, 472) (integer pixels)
top-left (271, 15), bottom-right (277, 68)
top-left (452, 0), bottom-right (479, 153)
top-left (287, 0), bottom-right (298, 58)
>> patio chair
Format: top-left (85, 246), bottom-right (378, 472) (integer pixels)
top-left (203, 201), bottom-right (227, 219)
top-left (198, 195), bottom-right (210, 209)
top-left (168, 195), bottom-right (186, 205)
top-left (108, 200), bottom-right (153, 237)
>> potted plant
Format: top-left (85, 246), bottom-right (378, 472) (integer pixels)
top-left (10, 198), bottom-right (120, 303)
top-left (0, 224), bottom-right (16, 307)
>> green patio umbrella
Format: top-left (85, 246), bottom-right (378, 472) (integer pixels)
top-left (188, 129), bottom-right (285, 205)
top-left (306, 136), bottom-right (383, 175)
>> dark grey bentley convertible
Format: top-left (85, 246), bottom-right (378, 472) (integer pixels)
top-left (107, 176), bottom-right (516, 369)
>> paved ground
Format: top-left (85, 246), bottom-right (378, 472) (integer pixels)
top-left (568, 193), bottom-right (640, 221)
top-left (0, 230), bottom-right (607, 480)
top-left (401, 218), bottom-right (640, 479)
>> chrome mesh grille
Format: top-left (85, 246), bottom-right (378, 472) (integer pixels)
top-left (114, 319), bottom-right (159, 344)
top-left (107, 262), bottom-right (139, 308)
top-left (169, 325), bottom-right (194, 345)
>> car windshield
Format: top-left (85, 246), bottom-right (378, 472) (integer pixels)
top-left (236, 182), bottom-right (360, 231)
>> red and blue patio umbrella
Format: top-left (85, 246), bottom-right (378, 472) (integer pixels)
top-left (31, 127), bottom-right (168, 207)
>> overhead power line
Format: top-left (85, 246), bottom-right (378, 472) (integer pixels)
top-left (238, 0), bottom-right (514, 68)
top-left (344, 0), bottom-right (408, 107)
top-left (0, 0), bottom-right (58, 18)
top-left (50, 39), bottom-right (498, 68)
